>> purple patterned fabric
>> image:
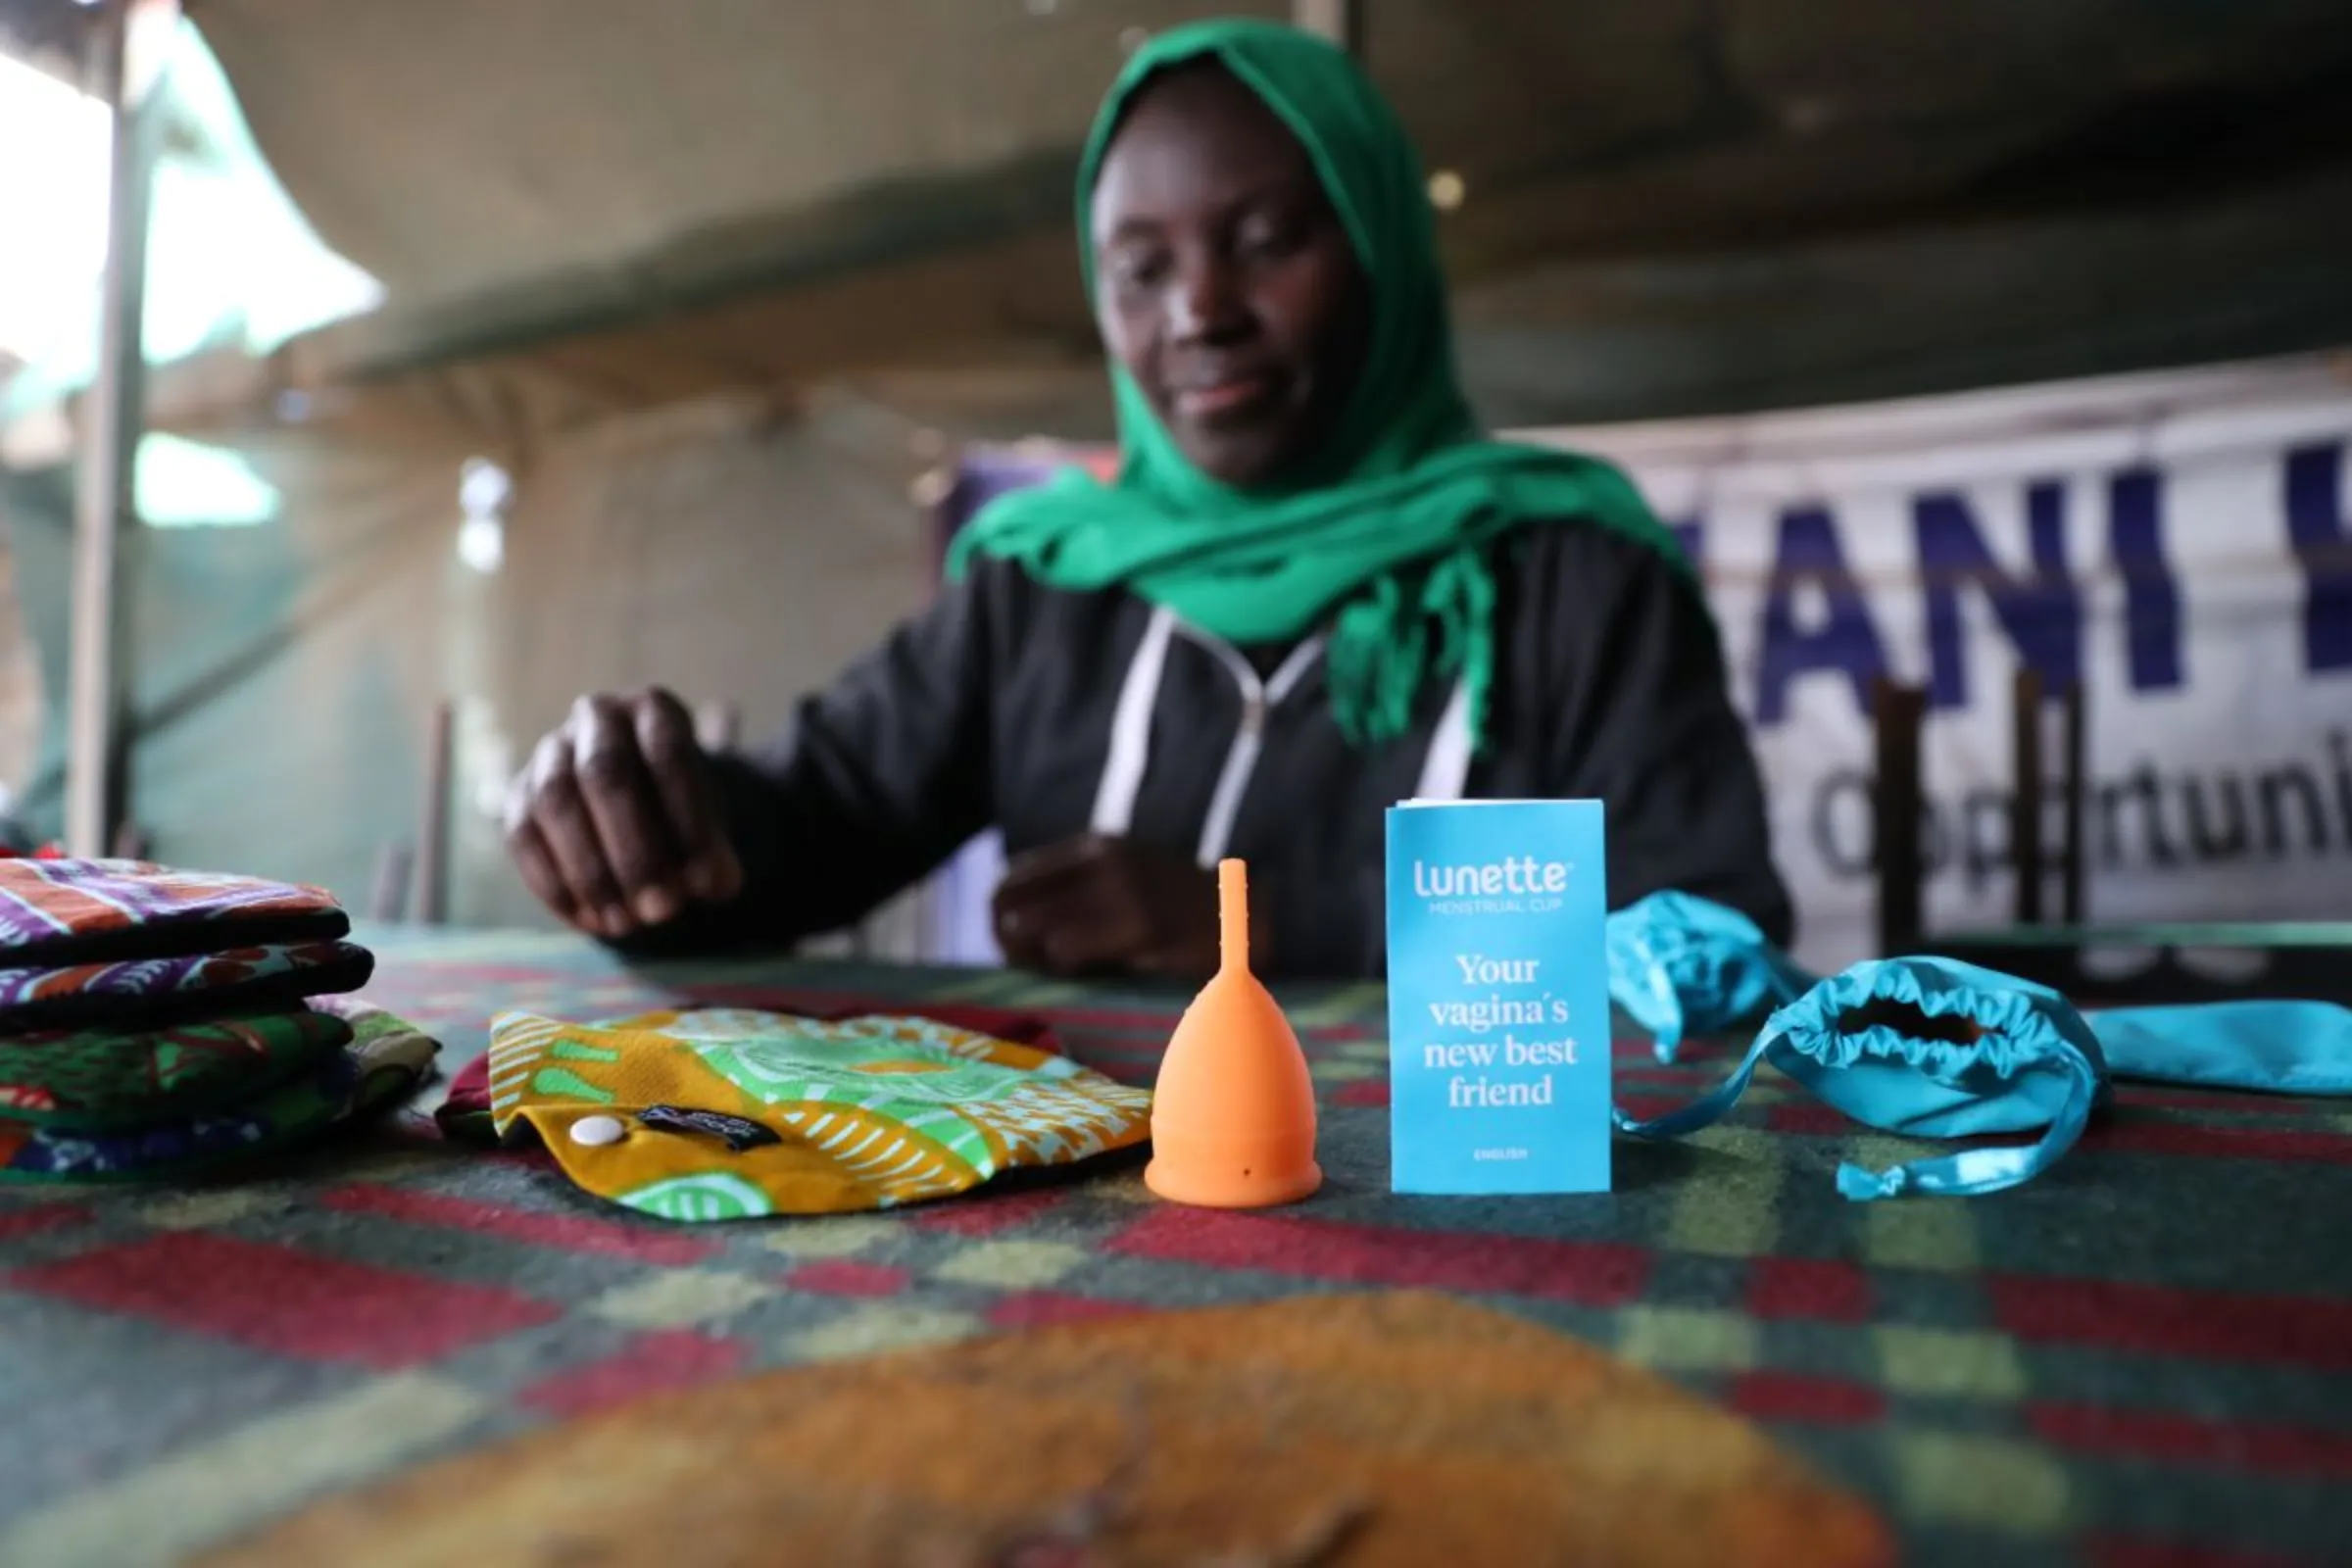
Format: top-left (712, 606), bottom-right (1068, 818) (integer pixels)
top-left (0, 858), bottom-right (348, 965)
top-left (0, 940), bottom-right (374, 1034)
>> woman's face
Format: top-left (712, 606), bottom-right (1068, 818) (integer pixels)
top-left (1090, 64), bottom-right (1369, 488)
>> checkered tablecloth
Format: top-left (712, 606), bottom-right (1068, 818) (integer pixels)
top-left (1, 925), bottom-right (2346, 1566)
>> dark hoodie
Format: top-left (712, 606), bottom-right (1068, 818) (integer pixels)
top-left (645, 518), bottom-right (1793, 980)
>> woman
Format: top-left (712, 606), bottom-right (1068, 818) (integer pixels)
top-left (502, 19), bottom-right (1792, 980)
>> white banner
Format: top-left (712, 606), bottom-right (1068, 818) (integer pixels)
top-left (1524, 353), bottom-right (2352, 973)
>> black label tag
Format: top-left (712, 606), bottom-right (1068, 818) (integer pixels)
top-left (639, 1104), bottom-right (782, 1152)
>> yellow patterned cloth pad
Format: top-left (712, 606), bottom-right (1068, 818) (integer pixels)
top-left (482, 1007), bottom-right (1155, 1220)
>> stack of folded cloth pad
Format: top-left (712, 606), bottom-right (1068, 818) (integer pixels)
top-left (0, 856), bottom-right (438, 1184)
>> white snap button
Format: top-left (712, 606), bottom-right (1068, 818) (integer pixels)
top-left (569, 1114), bottom-right (626, 1147)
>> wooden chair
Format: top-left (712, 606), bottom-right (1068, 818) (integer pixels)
top-left (1869, 670), bottom-right (2352, 1003)
top-left (1870, 667), bottom-right (2085, 956)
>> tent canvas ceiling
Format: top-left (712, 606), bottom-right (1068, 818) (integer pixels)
top-left (0, 0), bottom-right (2344, 442)
top-left (174, 0), bottom-right (2352, 410)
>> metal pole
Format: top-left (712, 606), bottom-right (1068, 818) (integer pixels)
top-left (64, 0), bottom-right (174, 858)
top-left (1292, 0), bottom-right (1363, 56)
top-left (409, 699), bottom-right (454, 925)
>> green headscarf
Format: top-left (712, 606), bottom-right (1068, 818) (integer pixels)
top-left (951, 17), bottom-right (1706, 751)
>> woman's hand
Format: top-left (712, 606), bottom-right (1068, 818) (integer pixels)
top-left (503, 688), bottom-right (744, 939)
top-left (991, 834), bottom-right (1254, 981)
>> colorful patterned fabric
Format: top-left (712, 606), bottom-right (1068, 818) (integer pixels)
top-left (484, 1007), bottom-right (1153, 1219)
top-left (0, 1007), bottom-right (352, 1129)
top-left (310, 995), bottom-right (440, 1060)
top-left (433, 999), bottom-right (1066, 1145)
top-left (0, 940), bottom-right (373, 1034)
top-left (0, 858), bottom-right (348, 965)
top-left (0, 1010), bottom-right (437, 1184)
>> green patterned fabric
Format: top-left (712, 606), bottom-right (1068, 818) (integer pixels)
top-left (0, 1014), bottom-right (438, 1185)
top-left (0, 1007), bottom-right (352, 1130)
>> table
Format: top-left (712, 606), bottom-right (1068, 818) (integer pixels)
top-left (1, 925), bottom-right (2347, 1566)
top-left (1929, 923), bottom-right (2352, 1006)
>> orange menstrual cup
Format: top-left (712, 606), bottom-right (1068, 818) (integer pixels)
top-left (1144, 858), bottom-right (1322, 1208)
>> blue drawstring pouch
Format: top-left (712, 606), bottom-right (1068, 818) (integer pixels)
top-left (1616, 956), bottom-right (2112, 1200)
top-left (1604, 890), bottom-right (2352, 1199)
top-left (1604, 892), bottom-right (1816, 1062)
top-left (2089, 1001), bottom-right (2352, 1096)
